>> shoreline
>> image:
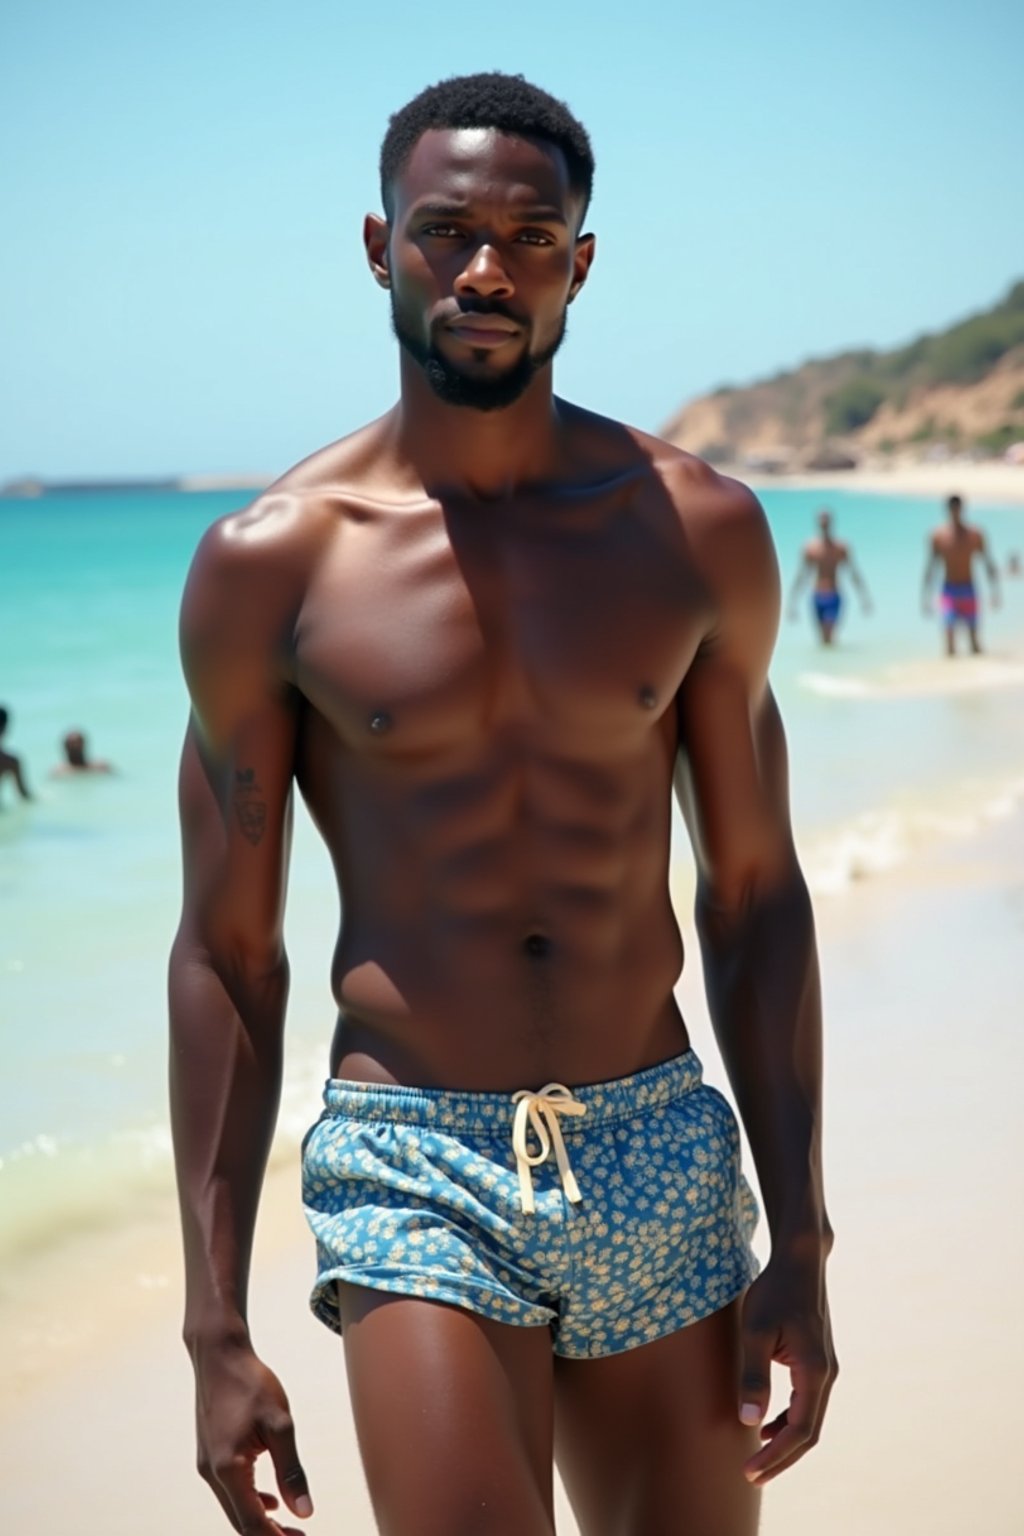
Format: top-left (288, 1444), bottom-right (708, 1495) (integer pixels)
top-left (2, 805), bottom-right (1022, 1533)
top-left (742, 456), bottom-right (1024, 507)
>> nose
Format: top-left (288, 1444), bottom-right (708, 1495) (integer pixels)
top-left (453, 242), bottom-right (514, 300)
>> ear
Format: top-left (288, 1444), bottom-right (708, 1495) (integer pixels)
top-left (364, 213), bottom-right (391, 289)
top-left (567, 231), bottom-right (596, 303)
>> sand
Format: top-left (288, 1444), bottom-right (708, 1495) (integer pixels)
top-left (745, 458), bottom-right (1024, 509)
top-left (2, 809), bottom-right (1022, 1534)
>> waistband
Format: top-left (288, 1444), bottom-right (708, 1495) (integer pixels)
top-left (942, 581), bottom-right (976, 598)
top-left (320, 1049), bottom-right (704, 1133)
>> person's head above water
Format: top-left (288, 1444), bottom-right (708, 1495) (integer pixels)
top-left (367, 72), bottom-right (596, 413)
top-left (62, 730), bottom-right (89, 767)
top-left (816, 509), bottom-right (834, 536)
top-left (947, 493), bottom-right (964, 525)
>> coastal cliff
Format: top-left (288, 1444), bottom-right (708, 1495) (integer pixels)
top-left (661, 280), bottom-right (1024, 471)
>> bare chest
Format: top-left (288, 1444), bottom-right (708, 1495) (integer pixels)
top-left (292, 505), bottom-right (711, 755)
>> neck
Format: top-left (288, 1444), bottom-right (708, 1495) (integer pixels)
top-left (391, 353), bottom-right (564, 499)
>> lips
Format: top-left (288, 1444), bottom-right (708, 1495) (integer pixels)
top-left (445, 313), bottom-right (521, 346)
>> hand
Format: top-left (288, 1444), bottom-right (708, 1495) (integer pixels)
top-left (921, 595), bottom-right (933, 618)
top-left (737, 1251), bottom-right (838, 1485)
top-left (193, 1337), bottom-right (313, 1534)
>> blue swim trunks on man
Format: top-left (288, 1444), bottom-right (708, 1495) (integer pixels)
top-left (813, 590), bottom-right (842, 626)
top-left (301, 1050), bottom-right (759, 1359)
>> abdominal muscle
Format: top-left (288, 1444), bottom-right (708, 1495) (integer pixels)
top-left (308, 737), bottom-right (691, 1093)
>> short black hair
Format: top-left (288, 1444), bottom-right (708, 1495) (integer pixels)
top-left (948, 494), bottom-right (963, 512)
top-left (380, 72), bottom-right (594, 223)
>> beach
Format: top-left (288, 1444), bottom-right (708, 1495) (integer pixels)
top-left (2, 482), bottom-right (1023, 1533)
top-left (747, 458), bottom-right (1024, 510)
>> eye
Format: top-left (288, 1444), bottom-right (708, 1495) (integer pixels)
top-left (516, 230), bottom-right (556, 246)
top-left (421, 224), bottom-right (463, 238)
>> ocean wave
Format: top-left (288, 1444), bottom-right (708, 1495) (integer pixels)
top-left (0, 1047), bottom-right (329, 1268)
top-left (799, 654), bottom-right (1024, 702)
top-left (801, 774), bottom-right (1024, 895)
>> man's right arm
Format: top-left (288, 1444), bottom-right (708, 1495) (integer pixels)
top-left (786, 547), bottom-right (811, 619)
top-left (169, 512), bottom-right (313, 1533)
top-left (922, 535), bottom-right (941, 613)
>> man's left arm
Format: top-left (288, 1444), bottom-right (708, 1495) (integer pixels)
top-left (673, 476), bottom-right (837, 1486)
top-left (980, 532), bottom-right (1001, 608)
top-left (844, 547), bottom-right (872, 613)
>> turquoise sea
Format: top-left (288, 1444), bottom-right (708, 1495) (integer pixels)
top-left (2, 483), bottom-right (1024, 1262)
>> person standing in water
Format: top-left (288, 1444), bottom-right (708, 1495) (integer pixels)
top-left (0, 706), bottom-right (33, 805)
top-left (169, 72), bottom-right (835, 1536)
top-left (787, 508), bottom-right (872, 645)
top-left (922, 494), bottom-right (1001, 656)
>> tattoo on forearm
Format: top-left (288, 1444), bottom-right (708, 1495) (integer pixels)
top-left (233, 768), bottom-right (267, 846)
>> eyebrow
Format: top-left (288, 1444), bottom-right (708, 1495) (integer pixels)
top-left (410, 201), bottom-right (568, 227)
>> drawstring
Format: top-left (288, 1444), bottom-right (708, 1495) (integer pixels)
top-left (511, 1084), bottom-right (587, 1214)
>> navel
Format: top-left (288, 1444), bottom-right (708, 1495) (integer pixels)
top-left (368, 709), bottom-right (393, 736)
top-left (523, 933), bottom-right (553, 960)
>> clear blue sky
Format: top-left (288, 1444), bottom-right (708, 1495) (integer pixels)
top-left (2, 0), bottom-right (1022, 480)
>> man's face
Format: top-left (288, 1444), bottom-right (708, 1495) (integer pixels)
top-left (374, 127), bottom-right (593, 411)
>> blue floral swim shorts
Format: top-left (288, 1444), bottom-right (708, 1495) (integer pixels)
top-left (301, 1049), bottom-right (759, 1359)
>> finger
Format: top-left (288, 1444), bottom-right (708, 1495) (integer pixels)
top-left (759, 1407), bottom-right (789, 1440)
top-left (217, 1457), bottom-right (288, 1536)
top-left (206, 1474), bottom-right (244, 1534)
top-left (744, 1355), bottom-right (830, 1483)
top-left (738, 1324), bottom-right (775, 1429)
top-left (262, 1415), bottom-right (314, 1520)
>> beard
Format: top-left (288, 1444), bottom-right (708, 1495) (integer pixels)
top-left (390, 296), bottom-right (567, 412)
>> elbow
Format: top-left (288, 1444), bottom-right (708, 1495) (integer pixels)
top-left (172, 917), bottom-right (289, 999)
top-left (696, 853), bottom-right (809, 934)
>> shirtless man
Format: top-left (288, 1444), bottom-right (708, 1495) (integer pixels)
top-left (0, 706), bottom-right (33, 805)
top-left (169, 73), bottom-right (835, 1536)
top-left (787, 508), bottom-right (871, 645)
top-left (922, 494), bottom-right (1001, 656)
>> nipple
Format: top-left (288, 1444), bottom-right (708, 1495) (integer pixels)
top-left (638, 686), bottom-right (657, 710)
top-left (369, 710), bottom-right (393, 735)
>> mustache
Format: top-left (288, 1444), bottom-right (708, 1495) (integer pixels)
top-left (437, 302), bottom-right (525, 326)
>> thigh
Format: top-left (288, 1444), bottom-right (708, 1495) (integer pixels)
top-left (554, 1300), bottom-right (760, 1536)
top-left (337, 1283), bottom-right (556, 1536)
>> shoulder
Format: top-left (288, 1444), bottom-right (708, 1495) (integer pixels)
top-left (181, 489), bottom-right (330, 656)
top-left (182, 423), bottom-right (389, 643)
top-left (620, 421), bottom-right (769, 541)
top-left (565, 403), bottom-right (771, 553)
top-left (650, 441), bottom-right (777, 593)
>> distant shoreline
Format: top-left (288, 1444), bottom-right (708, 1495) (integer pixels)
top-left (4, 458), bottom-right (1023, 508)
top-left (0, 473), bottom-right (272, 498)
top-left (738, 457), bottom-right (1024, 508)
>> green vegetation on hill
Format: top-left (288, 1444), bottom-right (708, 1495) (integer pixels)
top-left (819, 280), bottom-right (1024, 435)
top-left (670, 280), bottom-right (1024, 461)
